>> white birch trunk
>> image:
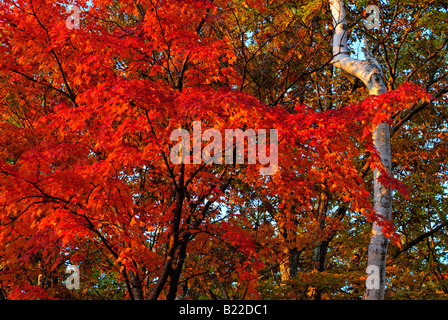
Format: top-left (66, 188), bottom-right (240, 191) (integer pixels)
top-left (329, 0), bottom-right (391, 300)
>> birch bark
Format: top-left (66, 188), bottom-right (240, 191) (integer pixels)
top-left (329, 0), bottom-right (391, 300)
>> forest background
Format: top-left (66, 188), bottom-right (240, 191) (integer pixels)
top-left (0, 0), bottom-right (447, 300)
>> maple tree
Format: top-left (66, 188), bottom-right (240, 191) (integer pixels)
top-left (0, 0), bottom-right (446, 300)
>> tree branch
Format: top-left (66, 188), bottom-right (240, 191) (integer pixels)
top-left (389, 220), bottom-right (448, 262)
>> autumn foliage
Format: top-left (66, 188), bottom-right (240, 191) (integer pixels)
top-left (0, 0), bottom-right (444, 300)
